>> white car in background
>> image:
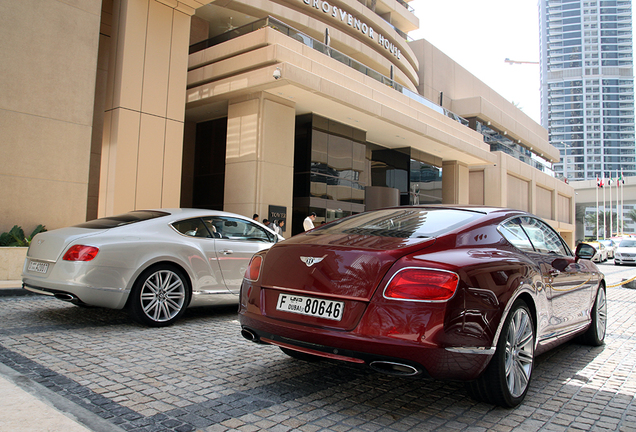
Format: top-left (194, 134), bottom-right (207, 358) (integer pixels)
top-left (598, 239), bottom-right (617, 259)
top-left (582, 241), bottom-right (608, 263)
top-left (615, 238), bottom-right (636, 266)
top-left (22, 209), bottom-right (282, 326)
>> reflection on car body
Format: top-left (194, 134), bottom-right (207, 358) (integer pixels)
top-left (238, 206), bottom-right (606, 408)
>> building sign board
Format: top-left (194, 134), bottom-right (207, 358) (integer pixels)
top-left (302, 0), bottom-right (402, 60)
top-left (268, 205), bottom-right (287, 233)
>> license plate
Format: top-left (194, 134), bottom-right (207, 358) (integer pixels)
top-left (276, 294), bottom-right (344, 321)
top-left (28, 260), bottom-right (49, 274)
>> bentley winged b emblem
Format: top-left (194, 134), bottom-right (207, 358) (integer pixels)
top-left (300, 255), bottom-right (327, 267)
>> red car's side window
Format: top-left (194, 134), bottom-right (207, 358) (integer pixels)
top-left (499, 219), bottom-right (534, 252)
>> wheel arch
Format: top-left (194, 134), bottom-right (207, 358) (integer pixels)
top-left (491, 286), bottom-right (538, 351)
top-left (598, 278), bottom-right (607, 293)
top-left (124, 260), bottom-right (194, 309)
top-left (591, 277), bottom-right (607, 322)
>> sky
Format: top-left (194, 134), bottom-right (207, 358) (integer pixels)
top-left (409, 0), bottom-right (543, 124)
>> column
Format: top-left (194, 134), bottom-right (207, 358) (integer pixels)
top-left (98, 0), bottom-right (193, 216)
top-left (442, 160), bottom-right (470, 205)
top-left (224, 94), bottom-right (296, 235)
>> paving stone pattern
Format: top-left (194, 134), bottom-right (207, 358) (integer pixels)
top-left (1, 286), bottom-right (635, 432)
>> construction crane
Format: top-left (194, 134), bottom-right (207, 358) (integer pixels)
top-left (505, 58), bottom-right (539, 65)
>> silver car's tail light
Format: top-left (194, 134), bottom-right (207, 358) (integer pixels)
top-left (62, 245), bottom-right (99, 261)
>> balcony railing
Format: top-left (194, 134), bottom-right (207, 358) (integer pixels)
top-left (395, 0), bottom-right (415, 13)
top-left (357, 0), bottom-right (413, 39)
top-left (190, 17), bottom-right (468, 127)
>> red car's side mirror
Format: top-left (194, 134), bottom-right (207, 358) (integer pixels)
top-left (575, 243), bottom-right (596, 262)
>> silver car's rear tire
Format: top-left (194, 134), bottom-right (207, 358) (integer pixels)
top-left (129, 264), bottom-right (190, 327)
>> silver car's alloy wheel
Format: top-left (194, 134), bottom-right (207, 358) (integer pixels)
top-left (504, 307), bottom-right (534, 399)
top-left (140, 269), bottom-right (186, 323)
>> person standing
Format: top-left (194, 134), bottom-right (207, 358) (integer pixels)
top-left (303, 212), bottom-right (316, 231)
top-left (273, 219), bottom-right (285, 235)
top-left (253, 214), bottom-right (259, 222)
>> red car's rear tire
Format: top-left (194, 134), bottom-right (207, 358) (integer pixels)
top-left (579, 286), bottom-right (607, 347)
top-left (466, 299), bottom-right (535, 408)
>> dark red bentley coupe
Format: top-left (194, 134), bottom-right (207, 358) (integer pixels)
top-left (238, 206), bottom-right (606, 407)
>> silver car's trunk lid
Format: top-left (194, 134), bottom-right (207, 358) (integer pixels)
top-left (27, 228), bottom-right (106, 261)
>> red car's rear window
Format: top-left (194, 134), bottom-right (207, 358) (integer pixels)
top-left (311, 208), bottom-right (483, 239)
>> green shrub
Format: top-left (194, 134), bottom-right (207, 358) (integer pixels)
top-left (0, 225), bottom-right (47, 247)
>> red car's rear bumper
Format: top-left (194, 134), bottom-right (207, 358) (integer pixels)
top-left (238, 310), bottom-right (493, 381)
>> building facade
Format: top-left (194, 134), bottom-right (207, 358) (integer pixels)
top-left (539, 0), bottom-right (635, 181)
top-left (1, 0), bottom-right (576, 245)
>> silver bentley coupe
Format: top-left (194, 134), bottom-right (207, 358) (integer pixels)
top-left (22, 209), bottom-right (282, 326)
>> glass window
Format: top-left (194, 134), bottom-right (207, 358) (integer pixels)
top-left (500, 217), bottom-right (571, 256)
top-left (520, 217), bottom-right (571, 255)
top-left (314, 208), bottom-right (483, 239)
top-left (499, 218), bottom-right (534, 252)
top-left (171, 218), bottom-right (213, 238)
top-left (409, 160), bottom-right (442, 205)
top-left (74, 211), bottom-right (170, 229)
top-left (203, 217), bottom-right (274, 243)
top-left (309, 129), bottom-right (365, 204)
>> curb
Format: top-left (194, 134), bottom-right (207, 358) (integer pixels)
top-left (0, 363), bottom-right (126, 432)
top-left (0, 281), bottom-right (39, 298)
top-left (0, 288), bottom-right (41, 298)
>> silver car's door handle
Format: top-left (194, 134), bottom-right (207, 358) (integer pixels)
top-left (220, 249), bottom-right (233, 255)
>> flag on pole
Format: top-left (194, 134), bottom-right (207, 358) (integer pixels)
top-left (597, 177), bottom-right (604, 187)
top-left (610, 173), bottom-right (614, 237)
top-left (618, 172), bottom-right (624, 187)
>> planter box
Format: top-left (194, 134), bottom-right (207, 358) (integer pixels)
top-left (0, 247), bottom-right (28, 280)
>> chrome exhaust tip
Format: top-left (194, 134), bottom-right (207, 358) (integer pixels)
top-left (54, 293), bottom-right (77, 302)
top-left (369, 361), bottom-right (421, 377)
top-left (241, 328), bottom-right (259, 342)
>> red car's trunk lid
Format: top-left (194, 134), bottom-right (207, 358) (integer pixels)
top-left (259, 235), bottom-right (435, 330)
top-left (262, 245), bottom-right (394, 300)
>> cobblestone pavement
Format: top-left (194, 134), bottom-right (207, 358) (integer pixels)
top-left (1, 268), bottom-right (636, 431)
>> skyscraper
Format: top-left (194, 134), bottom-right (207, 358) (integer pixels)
top-left (540, 0), bottom-right (635, 181)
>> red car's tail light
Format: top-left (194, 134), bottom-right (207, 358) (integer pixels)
top-left (384, 268), bottom-right (459, 302)
top-left (245, 255), bottom-right (263, 282)
top-left (63, 245), bottom-right (99, 261)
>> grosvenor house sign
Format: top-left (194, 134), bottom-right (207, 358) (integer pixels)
top-left (302, 0), bottom-right (402, 60)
